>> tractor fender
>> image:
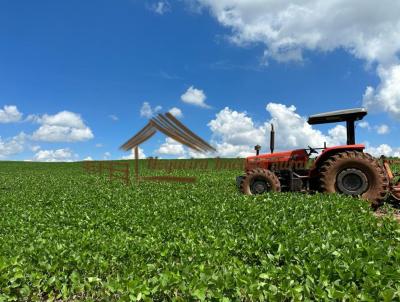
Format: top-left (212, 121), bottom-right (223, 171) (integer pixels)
top-left (310, 144), bottom-right (365, 176)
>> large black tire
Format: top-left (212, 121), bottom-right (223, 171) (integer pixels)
top-left (319, 151), bottom-right (389, 206)
top-left (239, 168), bottom-right (281, 195)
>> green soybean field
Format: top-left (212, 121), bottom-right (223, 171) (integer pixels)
top-left (0, 160), bottom-right (399, 301)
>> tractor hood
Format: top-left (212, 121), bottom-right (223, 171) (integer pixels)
top-left (247, 149), bottom-right (308, 162)
top-left (245, 149), bottom-right (309, 171)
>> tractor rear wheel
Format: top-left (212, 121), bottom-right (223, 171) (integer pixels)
top-left (239, 168), bottom-right (281, 195)
top-left (319, 151), bottom-right (388, 206)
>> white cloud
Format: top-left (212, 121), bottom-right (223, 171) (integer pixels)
top-left (151, 139), bottom-right (213, 159)
top-left (208, 107), bottom-right (266, 157)
top-left (25, 114), bottom-right (40, 123)
top-left (187, 149), bottom-right (210, 159)
top-left (207, 103), bottom-right (347, 157)
top-left (358, 121), bottom-right (370, 129)
top-left (83, 156), bottom-right (93, 161)
top-left (0, 132), bottom-right (26, 158)
top-left (169, 107), bottom-right (183, 118)
top-left (181, 86), bottom-right (211, 108)
top-left (121, 147), bottom-right (146, 159)
top-left (264, 103), bottom-right (346, 148)
top-left (207, 110), bottom-right (263, 157)
top-left (327, 125), bottom-right (347, 145)
top-left (149, 1), bottom-right (171, 15)
top-left (32, 111), bottom-right (94, 142)
top-left (375, 124), bottom-right (390, 135)
top-left (194, 0), bottom-right (400, 119)
top-left (33, 125), bottom-right (93, 142)
top-left (140, 102), bottom-right (162, 118)
top-left (363, 64), bottom-right (400, 120)
top-left (30, 145), bottom-right (41, 152)
top-left (365, 143), bottom-right (400, 158)
top-left (103, 152), bottom-right (111, 160)
top-left (35, 111), bottom-right (85, 128)
top-left (109, 114), bottom-right (119, 121)
top-left (159, 70), bottom-right (182, 80)
top-left (196, 0), bottom-right (400, 64)
top-left (357, 121), bottom-right (390, 135)
top-left (0, 105), bottom-right (22, 123)
top-left (33, 148), bottom-right (77, 162)
top-left (156, 137), bottom-right (186, 156)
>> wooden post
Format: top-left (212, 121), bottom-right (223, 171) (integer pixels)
top-left (109, 163), bottom-right (113, 181)
top-left (134, 146), bottom-right (139, 182)
top-left (124, 163), bottom-right (129, 185)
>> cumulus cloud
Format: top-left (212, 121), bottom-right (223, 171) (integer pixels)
top-left (208, 107), bottom-right (266, 157)
top-left (149, 1), bottom-right (171, 15)
top-left (149, 103), bottom-right (350, 158)
top-left (194, 0), bottom-right (400, 119)
top-left (365, 144), bottom-right (400, 158)
top-left (181, 86), bottom-right (211, 108)
top-left (121, 147), bottom-right (146, 159)
top-left (187, 149), bottom-right (210, 159)
top-left (266, 103), bottom-right (346, 148)
top-left (195, 0), bottom-right (400, 64)
top-left (83, 156), bottom-right (93, 161)
top-left (363, 64), bottom-right (400, 120)
top-left (358, 121), bottom-right (370, 129)
top-left (152, 138), bottom-right (214, 159)
top-left (30, 145), bottom-right (41, 152)
top-left (375, 124), bottom-right (390, 135)
top-left (31, 111), bottom-right (94, 142)
top-left (0, 133), bottom-right (26, 158)
top-left (140, 102), bottom-right (162, 118)
top-left (207, 103), bottom-right (347, 157)
top-left (0, 105), bottom-right (22, 123)
top-left (156, 137), bottom-right (186, 156)
top-left (147, 103), bottom-right (398, 159)
top-left (103, 152), bottom-right (111, 160)
top-left (33, 148), bottom-right (77, 162)
top-left (169, 107), bottom-right (183, 118)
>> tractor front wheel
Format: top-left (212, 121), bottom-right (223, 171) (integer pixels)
top-left (239, 168), bottom-right (281, 195)
top-left (319, 151), bottom-right (388, 206)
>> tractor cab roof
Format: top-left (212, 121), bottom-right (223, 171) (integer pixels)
top-left (307, 108), bottom-right (367, 125)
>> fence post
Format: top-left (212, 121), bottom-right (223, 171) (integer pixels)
top-left (100, 161), bottom-right (104, 175)
top-left (134, 147), bottom-right (139, 182)
top-left (109, 163), bottom-right (113, 181)
top-left (124, 163), bottom-right (129, 185)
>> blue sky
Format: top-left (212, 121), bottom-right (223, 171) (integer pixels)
top-left (0, 0), bottom-right (399, 161)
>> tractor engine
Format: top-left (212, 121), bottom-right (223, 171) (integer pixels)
top-left (244, 149), bottom-right (310, 192)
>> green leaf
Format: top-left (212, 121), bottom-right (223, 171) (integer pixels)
top-left (193, 288), bottom-right (207, 301)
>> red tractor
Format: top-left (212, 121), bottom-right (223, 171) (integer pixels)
top-left (237, 108), bottom-right (400, 206)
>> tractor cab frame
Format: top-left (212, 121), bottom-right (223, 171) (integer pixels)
top-left (307, 108), bottom-right (367, 145)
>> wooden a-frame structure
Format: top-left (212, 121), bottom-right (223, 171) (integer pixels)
top-left (120, 112), bottom-right (216, 182)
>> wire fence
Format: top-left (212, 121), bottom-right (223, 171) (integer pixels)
top-left (82, 158), bottom-right (245, 186)
top-left (82, 157), bottom-right (400, 186)
top-left (83, 161), bottom-right (130, 185)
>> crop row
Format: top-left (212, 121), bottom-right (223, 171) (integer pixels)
top-left (0, 161), bottom-right (399, 301)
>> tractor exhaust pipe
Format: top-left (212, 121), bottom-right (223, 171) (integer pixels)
top-left (270, 123), bottom-right (275, 154)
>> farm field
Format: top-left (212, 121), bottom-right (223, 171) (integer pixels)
top-left (0, 160), bottom-right (400, 301)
